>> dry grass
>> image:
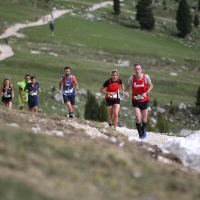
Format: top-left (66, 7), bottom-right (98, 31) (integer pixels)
top-left (0, 106), bottom-right (200, 200)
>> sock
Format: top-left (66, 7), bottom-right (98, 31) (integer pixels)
top-left (142, 122), bottom-right (147, 132)
top-left (136, 123), bottom-right (142, 138)
top-left (69, 112), bottom-right (73, 118)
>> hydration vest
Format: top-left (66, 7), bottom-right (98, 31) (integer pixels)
top-left (61, 75), bottom-right (75, 88)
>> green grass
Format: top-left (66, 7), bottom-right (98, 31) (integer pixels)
top-left (0, 0), bottom-right (200, 132)
top-left (0, 109), bottom-right (200, 200)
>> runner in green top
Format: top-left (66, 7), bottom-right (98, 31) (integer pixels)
top-left (19, 74), bottom-right (30, 110)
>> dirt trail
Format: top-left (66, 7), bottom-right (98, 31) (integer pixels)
top-left (0, 1), bottom-right (113, 61)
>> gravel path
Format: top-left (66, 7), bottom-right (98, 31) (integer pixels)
top-left (116, 127), bottom-right (176, 147)
top-left (0, 1), bottom-right (113, 61)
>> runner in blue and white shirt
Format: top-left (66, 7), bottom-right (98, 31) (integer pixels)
top-left (24, 76), bottom-right (41, 113)
top-left (59, 66), bottom-right (78, 118)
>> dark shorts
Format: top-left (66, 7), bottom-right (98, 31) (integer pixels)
top-left (2, 97), bottom-right (12, 104)
top-left (105, 98), bottom-right (120, 107)
top-left (63, 95), bottom-right (75, 105)
top-left (28, 96), bottom-right (38, 108)
top-left (132, 100), bottom-right (149, 110)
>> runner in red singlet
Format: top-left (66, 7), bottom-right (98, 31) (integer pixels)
top-left (125, 63), bottom-right (153, 139)
top-left (100, 70), bottom-right (124, 130)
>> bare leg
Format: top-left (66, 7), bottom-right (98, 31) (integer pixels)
top-left (107, 106), bottom-right (114, 125)
top-left (8, 101), bottom-right (12, 109)
top-left (20, 106), bottom-right (24, 110)
top-left (33, 106), bottom-right (38, 113)
top-left (113, 104), bottom-right (120, 129)
top-left (65, 101), bottom-right (73, 113)
top-left (141, 108), bottom-right (148, 124)
top-left (133, 107), bottom-right (142, 123)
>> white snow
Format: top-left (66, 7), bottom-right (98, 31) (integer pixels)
top-left (117, 126), bottom-right (200, 173)
top-left (161, 131), bottom-right (200, 173)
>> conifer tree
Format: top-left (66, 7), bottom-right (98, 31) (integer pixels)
top-left (84, 90), bottom-right (99, 121)
top-left (163, 0), bottom-right (167, 10)
top-left (153, 98), bottom-right (158, 107)
top-left (136, 0), bottom-right (155, 30)
top-left (194, 14), bottom-right (199, 27)
top-left (198, 0), bottom-right (200, 12)
top-left (176, 0), bottom-right (192, 37)
top-left (146, 118), bottom-right (155, 132)
top-left (113, 0), bottom-right (120, 15)
top-left (156, 113), bottom-right (169, 133)
top-left (195, 86), bottom-right (200, 114)
top-left (98, 99), bottom-right (108, 122)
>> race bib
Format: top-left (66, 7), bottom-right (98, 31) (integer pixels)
top-left (31, 91), bottom-right (37, 96)
top-left (134, 94), bottom-right (144, 100)
top-left (64, 88), bottom-right (73, 94)
top-left (4, 94), bottom-right (11, 98)
top-left (108, 93), bottom-right (117, 99)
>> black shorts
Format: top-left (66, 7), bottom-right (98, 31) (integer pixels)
top-left (28, 96), bottom-right (38, 108)
top-left (105, 98), bottom-right (120, 107)
top-left (132, 100), bottom-right (149, 110)
top-left (2, 97), bottom-right (12, 104)
top-left (63, 95), bottom-right (75, 105)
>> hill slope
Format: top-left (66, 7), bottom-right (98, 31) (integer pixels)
top-left (0, 107), bottom-right (200, 200)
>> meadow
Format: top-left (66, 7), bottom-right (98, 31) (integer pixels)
top-left (0, 0), bottom-right (200, 131)
top-left (1, 1), bottom-right (200, 199)
top-left (0, 106), bottom-right (200, 200)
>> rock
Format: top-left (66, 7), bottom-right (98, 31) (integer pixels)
top-left (177, 129), bottom-right (193, 137)
top-left (178, 102), bottom-right (186, 109)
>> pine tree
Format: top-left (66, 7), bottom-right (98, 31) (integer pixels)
top-left (163, 0), bottom-right (167, 10)
top-left (84, 90), bottom-right (99, 121)
top-left (146, 118), bottom-right (155, 132)
top-left (98, 99), bottom-right (108, 122)
top-left (176, 0), bottom-right (192, 37)
top-left (198, 0), bottom-right (200, 12)
top-left (153, 98), bottom-right (158, 107)
top-left (194, 14), bottom-right (199, 27)
top-left (136, 0), bottom-right (155, 30)
top-left (195, 86), bottom-right (200, 114)
top-left (156, 113), bottom-right (169, 133)
top-left (113, 0), bottom-right (120, 15)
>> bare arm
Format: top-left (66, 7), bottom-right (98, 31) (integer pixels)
top-left (147, 81), bottom-right (153, 94)
top-left (124, 82), bottom-right (131, 98)
top-left (74, 77), bottom-right (78, 93)
top-left (100, 86), bottom-right (115, 96)
top-left (142, 81), bottom-right (153, 98)
top-left (58, 80), bottom-right (62, 94)
top-left (11, 84), bottom-right (14, 97)
top-left (121, 83), bottom-right (125, 95)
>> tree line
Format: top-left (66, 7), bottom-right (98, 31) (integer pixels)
top-left (113, 0), bottom-right (200, 37)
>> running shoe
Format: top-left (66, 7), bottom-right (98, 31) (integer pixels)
top-left (69, 113), bottom-right (74, 118)
top-left (108, 123), bottom-right (112, 127)
top-left (142, 130), bottom-right (146, 139)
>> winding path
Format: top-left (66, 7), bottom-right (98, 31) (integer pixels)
top-left (0, 1), bottom-right (113, 61)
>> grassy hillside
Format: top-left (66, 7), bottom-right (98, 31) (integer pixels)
top-left (0, 0), bottom-right (200, 133)
top-left (0, 107), bottom-right (200, 200)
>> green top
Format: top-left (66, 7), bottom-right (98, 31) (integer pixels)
top-left (19, 80), bottom-right (30, 101)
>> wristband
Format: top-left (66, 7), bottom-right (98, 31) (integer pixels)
top-left (125, 91), bottom-right (129, 95)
